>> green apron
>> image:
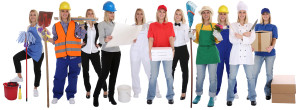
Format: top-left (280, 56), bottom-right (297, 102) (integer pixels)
top-left (196, 24), bottom-right (220, 64)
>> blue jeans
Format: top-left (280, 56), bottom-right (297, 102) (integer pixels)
top-left (147, 60), bottom-right (174, 100)
top-left (195, 64), bottom-right (217, 97)
top-left (53, 56), bottom-right (81, 100)
top-left (227, 64), bottom-right (256, 101)
top-left (254, 55), bottom-right (276, 96)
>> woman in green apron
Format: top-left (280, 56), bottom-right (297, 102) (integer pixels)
top-left (191, 6), bottom-right (220, 107)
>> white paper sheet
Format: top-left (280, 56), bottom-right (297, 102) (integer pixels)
top-left (151, 47), bottom-right (173, 61)
top-left (106, 23), bottom-right (142, 47)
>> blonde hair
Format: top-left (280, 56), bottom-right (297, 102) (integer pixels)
top-left (59, 10), bottom-right (71, 22)
top-left (29, 9), bottom-right (38, 24)
top-left (174, 9), bottom-right (186, 24)
top-left (104, 11), bottom-right (115, 22)
top-left (86, 9), bottom-right (96, 24)
top-left (135, 8), bottom-right (146, 25)
top-left (156, 9), bottom-right (168, 23)
top-left (237, 11), bottom-right (248, 24)
top-left (201, 11), bottom-right (212, 24)
top-left (260, 13), bottom-right (271, 24)
top-left (217, 12), bottom-right (230, 25)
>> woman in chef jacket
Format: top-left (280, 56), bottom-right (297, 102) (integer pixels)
top-left (226, 1), bottom-right (257, 106)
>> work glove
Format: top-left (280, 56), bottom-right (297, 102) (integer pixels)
top-left (188, 32), bottom-right (196, 40)
top-left (213, 30), bottom-right (223, 41)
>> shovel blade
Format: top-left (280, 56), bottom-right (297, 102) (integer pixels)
top-left (38, 11), bottom-right (53, 29)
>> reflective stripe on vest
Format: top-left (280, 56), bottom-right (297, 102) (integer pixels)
top-left (54, 21), bottom-right (81, 58)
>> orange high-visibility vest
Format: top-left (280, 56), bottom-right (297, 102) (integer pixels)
top-left (54, 21), bottom-right (81, 58)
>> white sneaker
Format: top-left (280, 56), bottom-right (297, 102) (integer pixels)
top-left (10, 76), bottom-right (23, 82)
top-left (234, 93), bottom-right (239, 99)
top-left (33, 89), bottom-right (39, 97)
top-left (214, 96), bottom-right (217, 101)
top-left (156, 93), bottom-right (162, 98)
top-left (133, 93), bottom-right (139, 98)
top-left (69, 98), bottom-right (75, 104)
top-left (52, 98), bottom-right (58, 104)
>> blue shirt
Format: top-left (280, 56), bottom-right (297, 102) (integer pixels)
top-left (254, 24), bottom-right (278, 56)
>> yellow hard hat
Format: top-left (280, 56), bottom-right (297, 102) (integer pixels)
top-left (218, 5), bottom-right (229, 13)
top-left (59, 1), bottom-right (71, 10)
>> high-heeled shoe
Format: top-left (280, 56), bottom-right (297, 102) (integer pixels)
top-left (108, 97), bottom-right (117, 105)
top-left (93, 97), bottom-right (99, 107)
top-left (103, 94), bottom-right (108, 98)
top-left (180, 96), bottom-right (186, 100)
top-left (86, 95), bottom-right (90, 99)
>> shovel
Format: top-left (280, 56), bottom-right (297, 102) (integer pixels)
top-left (38, 11), bottom-right (53, 108)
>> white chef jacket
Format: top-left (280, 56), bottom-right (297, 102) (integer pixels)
top-left (229, 22), bottom-right (256, 65)
top-left (82, 23), bottom-right (99, 54)
top-left (173, 22), bottom-right (190, 47)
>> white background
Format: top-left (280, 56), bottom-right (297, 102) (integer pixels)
top-left (0, 0), bottom-right (299, 110)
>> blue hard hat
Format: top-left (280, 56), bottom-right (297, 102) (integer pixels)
top-left (103, 1), bottom-right (116, 12)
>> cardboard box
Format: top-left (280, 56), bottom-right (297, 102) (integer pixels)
top-left (252, 31), bottom-right (272, 52)
top-left (151, 47), bottom-right (173, 61)
top-left (271, 75), bottom-right (296, 103)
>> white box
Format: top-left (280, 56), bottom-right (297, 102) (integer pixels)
top-left (151, 47), bottom-right (173, 61)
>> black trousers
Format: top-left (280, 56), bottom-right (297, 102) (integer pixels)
top-left (13, 50), bottom-right (44, 87)
top-left (81, 51), bottom-right (107, 92)
top-left (93, 50), bottom-right (121, 98)
top-left (172, 45), bottom-right (189, 93)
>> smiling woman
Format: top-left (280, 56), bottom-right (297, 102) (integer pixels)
top-left (11, 9), bottom-right (44, 98)
top-left (191, 6), bottom-right (220, 107)
top-left (146, 5), bottom-right (175, 105)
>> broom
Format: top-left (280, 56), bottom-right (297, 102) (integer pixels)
top-left (186, 1), bottom-right (197, 108)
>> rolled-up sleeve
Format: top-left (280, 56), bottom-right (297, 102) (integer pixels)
top-left (52, 24), bottom-right (58, 41)
top-left (229, 24), bottom-right (242, 44)
top-left (242, 25), bottom-right (256, 45)
top-left (75, 22), bottom-right (86, 39)
top-left (98, 22), bottom-right (106, 44)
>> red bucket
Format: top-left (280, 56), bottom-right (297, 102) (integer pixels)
top-left (3, 82), bottom-right (19, 100)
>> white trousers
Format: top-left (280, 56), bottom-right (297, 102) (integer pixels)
top-left (130, 47), bottom-right (160, 94)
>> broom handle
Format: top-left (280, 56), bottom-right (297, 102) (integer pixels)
top-left (44, 37), bottom-right (50, 108)
top-left (25, 35), bottom-right (28, 102)
top-left (189, 28), bottom-right (193, 108)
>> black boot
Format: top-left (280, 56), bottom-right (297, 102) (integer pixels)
top-left (266, 96), bottom-right (271, 100)
top-left (251, 101), bottom-right (257, 106)
top-left (109, 96), bottom-right (117, 105)
top-left (227, 101), bottom-right (232, 106)
top-left (93, 96), bottom-right (99, 107)
top-left (147, 100), bottom-right (152, 104)
top-left (168, 99), bottom-right (174, 104)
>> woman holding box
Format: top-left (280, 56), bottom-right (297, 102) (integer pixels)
top-left (191, 6), bottom-right (220, 107)
top-left (226, 1), bottom-right (256, 106)
top-left (172, 9), bottom-right (190, 100)
top-left (253, 8), bottom-right (278, 100)
top-left (146, 5), bottom-right (175, 105)
top-left (130, 8), bottom-right (161, 98)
